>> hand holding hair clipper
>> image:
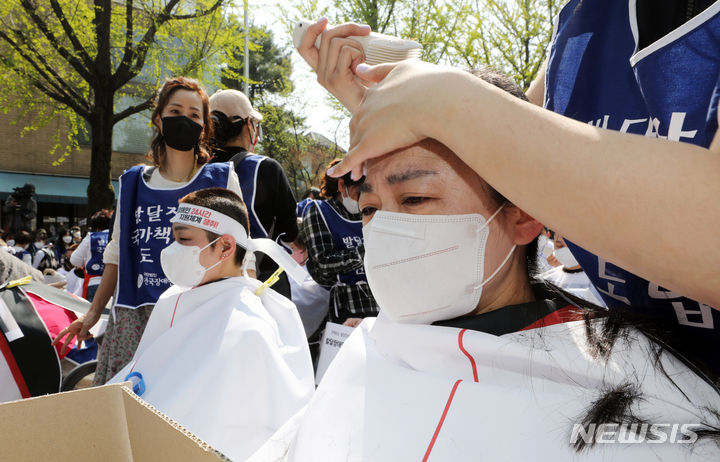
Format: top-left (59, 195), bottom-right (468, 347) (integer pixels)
top-left (294, 19), bottom-right (418, 115)
top-left (293, 19), bottom-right (422, 65)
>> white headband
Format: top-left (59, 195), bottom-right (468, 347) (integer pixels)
top-left (170, 203), bottom-right (306, 284)
top-left (171, 204), bottom-right (249, 248)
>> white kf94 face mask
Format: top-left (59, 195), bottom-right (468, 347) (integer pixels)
top-left (160, 237), bottom-right (221, 288)
top-left (363, 206), bottom-right (516, 324)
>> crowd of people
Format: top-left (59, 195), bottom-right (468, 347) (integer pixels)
top-left (2, 1), bottom-right (720, 460)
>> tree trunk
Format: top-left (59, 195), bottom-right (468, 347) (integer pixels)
top-left (86, 94), bottom-right (116, 220)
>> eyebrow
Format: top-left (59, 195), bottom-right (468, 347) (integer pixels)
top-left (172, 224), bottom-right (190, 231)
top-left (168, 102), bottom-right (201, 112)
top-left (385, 169), bottom-right (438, 185)
top-left (357, 183), bottom-right (373, 194)
top-left (357, 168), bottom-right (439, 199)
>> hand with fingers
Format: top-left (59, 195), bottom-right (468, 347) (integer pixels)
top-left (51, 307), bottom-right (102, 356)
top-left (328, 60), bottom-right (453, 181)
top-left (297, 18), bottom-right (373, 114)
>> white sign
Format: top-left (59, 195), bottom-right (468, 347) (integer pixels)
top-left (315, 321), bottom-right (355, 385)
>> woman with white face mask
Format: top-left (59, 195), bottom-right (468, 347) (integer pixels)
top-left (250, 138), bottom-right (720, 462)
top-left (249, 73), bottom-right (720, 460)
top-left (107, 187), bottom-right (314, 462)
top-left (301, 159), bottom-right (379, 329)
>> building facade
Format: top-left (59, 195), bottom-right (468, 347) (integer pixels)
top-left (0, 103), bottom-right (150, 234)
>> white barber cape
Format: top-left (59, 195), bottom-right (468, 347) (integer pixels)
top-left (249, 312), bottom-right (720, 461)
top-left (109, 276), bottom-right (315, 462)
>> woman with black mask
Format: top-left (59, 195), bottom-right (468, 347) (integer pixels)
top-left (53, 77), bottom-right (243, 385)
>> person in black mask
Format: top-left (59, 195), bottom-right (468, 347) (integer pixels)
top-left (54, 77), bottom-right (243, 386)
top-left (209, 90), bottom-right (299, 299)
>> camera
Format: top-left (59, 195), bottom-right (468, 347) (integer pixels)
top-left (10, 184), bottom-right (35, 202)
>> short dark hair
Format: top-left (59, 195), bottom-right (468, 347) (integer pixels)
top-left (301, 187), bottom-right (322, 200)
top-left (91, 210), bottom-right (112, 231)
top-left (14, 231), bottom-right (30, 246)
top-left (178, 188), bottom-right (249, 266)
top-left (33, 229), bottom-right (47, 242)
top-left (468, 67), bottom-right (530, 103)
top-left (321, 159), bottom-right (364, 198)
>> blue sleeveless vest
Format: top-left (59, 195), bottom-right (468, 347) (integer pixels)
top-left (14, 249), bottom-right (31, 263)
top-left (235, 154), bottom-right (269, 239)
top-left (545, 0), bottom-right (720, 370)
top-left (314, 200), bottom-right (367, 286)
top-left (297, 198), bottom-right (315, 218)
top-left (116, 163), bottom-right (230, 309)
top-left (85, 230), bottom-right (109, 276)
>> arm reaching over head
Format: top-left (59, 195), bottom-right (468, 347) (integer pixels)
top-left (332, 60), bottom-right (720, 310)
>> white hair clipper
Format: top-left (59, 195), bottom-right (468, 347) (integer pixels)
top-left (292, 19), bottom-right (422, 66)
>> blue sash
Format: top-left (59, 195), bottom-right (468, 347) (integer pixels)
top-left (314, 201), bottom-right (367, 287)
top-left (116, 164), bottom-right (230, 308)
top-left (85, 230), bottom-right (109, 276)
top-left (235, 154), bottom-right (268, 239)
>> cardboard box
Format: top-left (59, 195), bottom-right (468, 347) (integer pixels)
top-left (0, 383), bottom-right (230, 461)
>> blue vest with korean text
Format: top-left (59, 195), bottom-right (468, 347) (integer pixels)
top-left (315, 200), bottom-right (367, 286)
top-left (545, 0), bottom-right (720, 371)
top-left (85, 230), bottom-right (109, 276)
top-left (235, 154), bottom-right (269, 239)
top-left (116, 164), bottom-right (230, 309)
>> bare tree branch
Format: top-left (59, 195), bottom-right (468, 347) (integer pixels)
top-left (0, 30), bottom-right (92, 118)
top-left (48, 0), bottom-right (96, 72)
top-left (113, 0), bottom-right (225, 90)
top-left (111, 97), bottom-right (153, 124)
top-left (0, 53), bottom-right (91, 119)
top-left (18, 0), bottom-right (95, 84)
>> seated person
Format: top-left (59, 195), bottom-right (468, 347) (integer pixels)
top-left (108, 188), bottom-right (314, 462)
top-left (249, 109), bottom-right (720, 462)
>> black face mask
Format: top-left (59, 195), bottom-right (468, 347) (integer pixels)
top-left (162, 116), bottom-right (203, 151)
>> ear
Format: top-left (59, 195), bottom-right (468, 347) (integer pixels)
top-left (337, 178), bottom-right (346, 193)
top-left (507, 207), bottom-right (545, 246)
top-left (155, 114), bottom-right (163, 135)
top-left (220, 235), bottom-right (236, 259)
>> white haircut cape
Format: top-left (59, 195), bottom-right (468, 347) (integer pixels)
top-left (109, 277), bottom-right (315, 462)
top-left (249, 312), bottom-right (720, 461)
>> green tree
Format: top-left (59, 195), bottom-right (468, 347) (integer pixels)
top-left (255, 96), bottom-right (338, 198)
top-left (273, 0), bottom-right (560, 89)
top-left (221, 25), bottom-right (293, 102)
top-left (0, 0), bottom-right (243, 216)
top-left (445, 0), bottom-right (564, 90)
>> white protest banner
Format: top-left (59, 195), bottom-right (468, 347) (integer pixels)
top-left (315, 321), bottom-right (355, 385)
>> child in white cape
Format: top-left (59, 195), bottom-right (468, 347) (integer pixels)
top-left (109, 187), bottom-right (314, 462)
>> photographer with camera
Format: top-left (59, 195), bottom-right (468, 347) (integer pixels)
top-left (2, 183), bottom-right (37, 234)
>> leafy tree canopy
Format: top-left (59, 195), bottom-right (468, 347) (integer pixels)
top-left (0, 0), bottom-right (247, 215)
